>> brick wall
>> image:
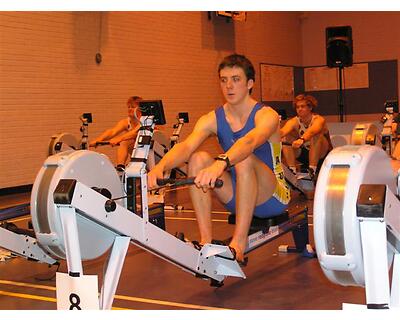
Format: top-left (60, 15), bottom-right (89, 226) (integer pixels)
top-left (0, 11), bottom-right (303, 188)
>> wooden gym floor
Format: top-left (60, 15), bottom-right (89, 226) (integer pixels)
top-left (0, 188), bottom-right (365, 310)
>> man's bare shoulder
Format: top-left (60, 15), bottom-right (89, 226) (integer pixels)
top-left (282, 114), bottom-right (298, 126)
top-left (256, 105), bottom-right (279, 118)
top-left (194, 110), bottom-right (217, 133)
top-left (258, 105), bottom-right (272, 112)
top-left (116, 118), bottom-right (129, 128)
top-left (313, 113), bottom-right (327, 123)
top-left (255, 105), bottom-right (280, 129)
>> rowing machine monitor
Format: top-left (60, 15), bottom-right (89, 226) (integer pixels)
top-left (178, 112), bottom-right (189, 123)
top-left (139, 100), bottom-right (166, 125)
top-left (81, 113), bottom-right (93, 123)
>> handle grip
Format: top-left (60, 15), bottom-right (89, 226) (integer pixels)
top-left (156, 177), bottom-right (223, 188)
top-left (95, 141), bottom-right (120, 146)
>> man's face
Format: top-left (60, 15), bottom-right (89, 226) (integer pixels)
top-left (128, 100), bottom-right (140, 117)
top-left (295, 100), bottom-right (312, 118)
top-left (219, 66), bottom-right (253, 105)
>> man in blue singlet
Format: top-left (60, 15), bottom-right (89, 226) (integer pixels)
top-left (147, 54), bottom-right (290, 262)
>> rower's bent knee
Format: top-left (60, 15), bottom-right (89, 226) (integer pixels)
top-left (188, 151), bottom-right (213, 173)
top-left (234, 156), bottom-right (255, 175)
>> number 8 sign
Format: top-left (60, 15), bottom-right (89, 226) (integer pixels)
top-left (56, 272), bottom-right (100, 310)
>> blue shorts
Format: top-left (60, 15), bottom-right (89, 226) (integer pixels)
top-left (223, 173), bottom-right (288, 218)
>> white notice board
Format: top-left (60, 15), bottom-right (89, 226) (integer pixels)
top-left (260, 64), bottom-right (294, 101)
top-left (304, 63), bottom-right (369, 92)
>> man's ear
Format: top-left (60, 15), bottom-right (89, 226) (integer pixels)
top-left (247, 79), bottom-right (254, 90)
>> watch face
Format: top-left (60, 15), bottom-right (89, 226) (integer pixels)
top-left (216, 154), bottom-right (230, 169)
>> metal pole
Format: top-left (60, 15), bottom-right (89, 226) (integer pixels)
top-left (338, 66), bottom-right (345, 122)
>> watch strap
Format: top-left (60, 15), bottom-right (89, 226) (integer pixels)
top-left (214, 154), bottom-right (232, 171)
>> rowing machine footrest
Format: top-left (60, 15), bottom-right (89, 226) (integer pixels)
top-left (278, 244), bottom-right (316, 258)
top-left (210, 278), bottom-right (224, 288)
top-left (228, 210), bottom-right (289, 232)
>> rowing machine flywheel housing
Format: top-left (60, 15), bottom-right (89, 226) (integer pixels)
top-left (31, 150), bottom-right (124, 260)
top-left (313, 145), bottom-right (395, 287)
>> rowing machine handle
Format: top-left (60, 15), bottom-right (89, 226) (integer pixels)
top-left (95, 141), bottom-right (111, 146)
top-left (156, 177), bottom-right (223, 188)
top-left (95, 141), bottom-right (120, 146)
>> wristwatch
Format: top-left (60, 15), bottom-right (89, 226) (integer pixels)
top-left (215, 154), bottom-right (232, 170)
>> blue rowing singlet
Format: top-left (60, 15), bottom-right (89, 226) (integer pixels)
top-left (215, 103), bottom-right (290, 217)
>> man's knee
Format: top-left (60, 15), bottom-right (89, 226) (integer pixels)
top-left (234, 156), bottom-right (256, 176)
top-left (188, 151), bottom-right (213, 173)
top-left (119, 140), bottom-right (130, 150)
top-left (310, 133), bottom-right (326, 147)
top-left (310, 134), bottom-right (329, 156)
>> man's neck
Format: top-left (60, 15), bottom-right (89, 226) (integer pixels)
top-left (299, 113), bottom-right (313, 124)
top-left (225, 96), bottom-right (256, 118)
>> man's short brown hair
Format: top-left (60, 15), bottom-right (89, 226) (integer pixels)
top-left (218, 54), bottom-right (255, 94)
top-left (218, 53), bottom-right (255, 82)
top-left (293, 94), bottom-right (318, 112)
top-left (127, 96), bottom-right (142, 107)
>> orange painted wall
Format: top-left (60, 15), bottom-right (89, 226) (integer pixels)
top-left (1, 11), bottom-right (398, 188)
top-left (0, 12), bottom-right (302, 188)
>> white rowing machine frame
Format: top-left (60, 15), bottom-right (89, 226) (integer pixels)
top-left (314, 145), bottom-right (400, 309)
top-left (29, 103), bottom-right (244, 309)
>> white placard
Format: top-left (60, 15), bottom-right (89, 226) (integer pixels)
top-left (304, 63), bottom-right (369, 92)
top-left (56, 272), bottom-right (99, 310)
top-left (261, 64), bottom-right (294, 102)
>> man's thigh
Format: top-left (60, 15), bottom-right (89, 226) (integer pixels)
top-left (216, 155), bottom-right (278, 206)
top-left (319, 134), bottom-right (331, 159)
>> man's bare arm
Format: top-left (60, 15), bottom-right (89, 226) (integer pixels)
top-left (147, 111), bottom-right (216, 184)
top-left (90, 119), bottom-right (128, 145)
top-left (280, 117), bottom-right (296, 138)
top-left (302, 115), bottom-right (325, 141)
top-left (113, 123), bottom-right (140, 144)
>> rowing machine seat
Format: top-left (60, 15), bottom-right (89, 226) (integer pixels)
top-left (228, 211), bottom-right (289, 233)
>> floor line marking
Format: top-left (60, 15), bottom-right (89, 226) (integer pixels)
top-left (0, 290), bottom-right (130, 310)
top-left (0, 280), bottom-right (55, 291)
top-left (113, 294), bottom-right (228, 310)
top-left (0, 280), bottom-right (228, 310)
top-left (0, 289), bottom-right (56, 303)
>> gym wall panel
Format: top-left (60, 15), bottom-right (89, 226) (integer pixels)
top-left (0, 11), bottom-right (303, 188)
top-left (300, 12), bottom-right (400, 95)
top-left (297, 60), bottom-right (398, 117)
